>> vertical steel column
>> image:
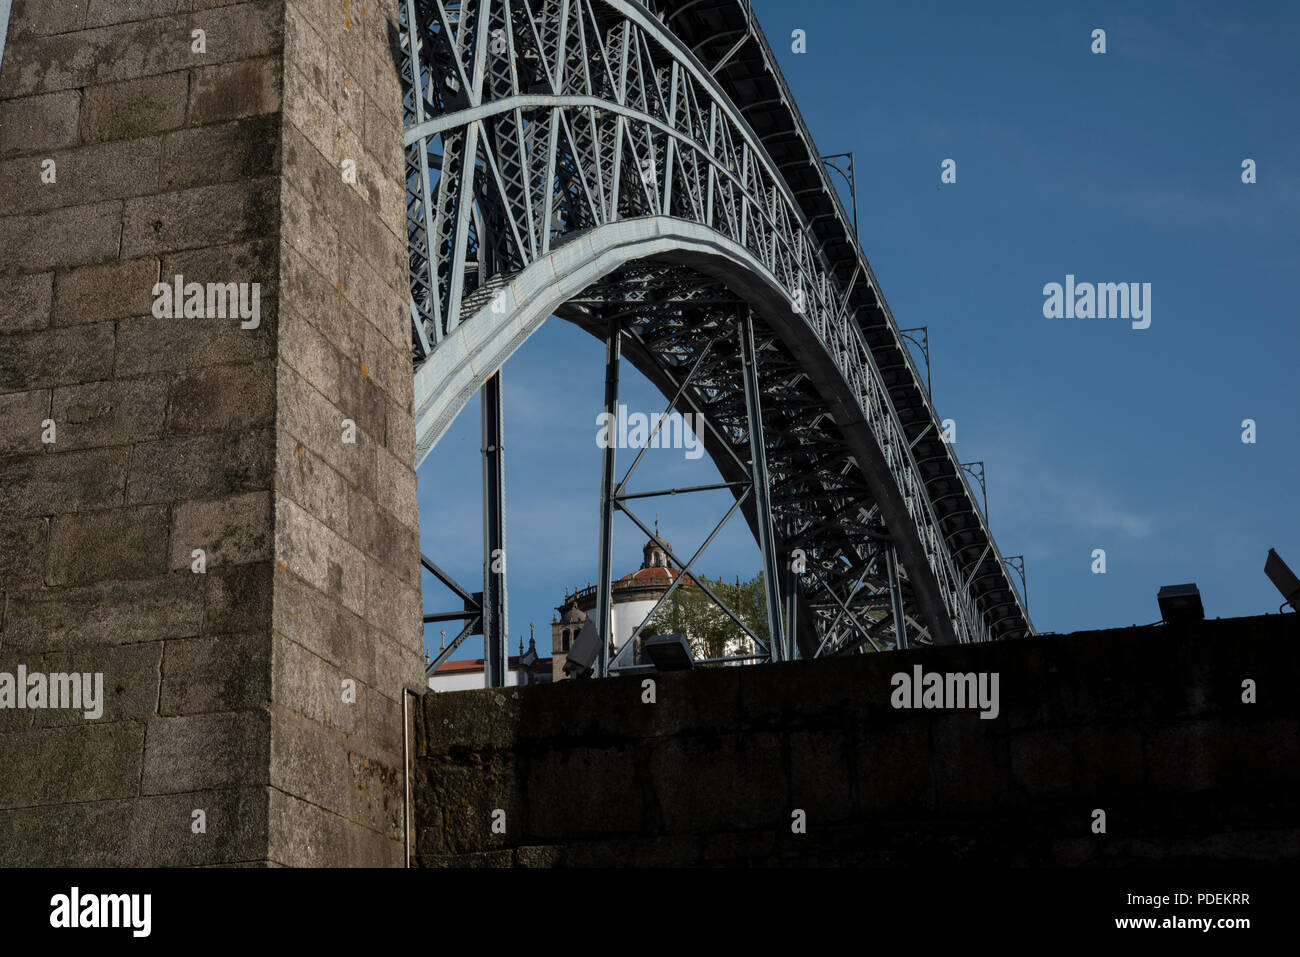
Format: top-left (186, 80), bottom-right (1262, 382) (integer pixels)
top-left (481, 372), bottom-right (508, 686)
top-left (785, 557), bottom-right (799, 660)
top-left (595, 317), bottom-right (622, 677)
top-left (739, 311), bottom-right (787, 662)
top-left (402, 0), bottom-right (439, 351)
top-left (885, 543), bottom-right (908, 651)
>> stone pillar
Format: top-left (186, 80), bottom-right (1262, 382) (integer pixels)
top-left (0, 0), bottom-right (424, 867)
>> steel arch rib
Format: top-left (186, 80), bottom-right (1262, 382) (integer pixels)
top-left (400, 0), bottom-right (1033, 647)
top-left (413, 216), bottom-right (958, 645)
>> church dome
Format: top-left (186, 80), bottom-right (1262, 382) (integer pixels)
top-left (559, 592), bottom-right (588, 623)
top-left (614, 564), bottom-right (694, 588)
top-left (614, 535), bottom-right (696, 590)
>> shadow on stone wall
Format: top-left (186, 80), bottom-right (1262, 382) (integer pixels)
top-left (412, 614), bottom-right (1299, 866)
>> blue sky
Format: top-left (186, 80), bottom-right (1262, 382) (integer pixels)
top-left (417, 0), bottom-right (1300, 661)
top-left (0, 1), bottom-right (12, 73)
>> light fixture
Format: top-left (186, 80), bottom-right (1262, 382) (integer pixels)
top-left (1157, 583), bottom-right (1204, 624)
top-left (644, 633), bottom-right (694, 671)
top-left (1265, 548), bottom-right (1300, 613)
top-left (562, 620), bottom-right (601, 678)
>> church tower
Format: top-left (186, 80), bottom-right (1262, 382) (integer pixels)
top-left (642, 537), bottom-right (669, 569)
top-left (551, 589), bottom-right (589, 682)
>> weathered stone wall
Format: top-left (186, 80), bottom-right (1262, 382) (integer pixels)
top-left (0, 0), bottom-right (423, 866)
top-left (413, 615), bottom-right (1300, 866)
top-left (270, 0), bottom-right (423, 867)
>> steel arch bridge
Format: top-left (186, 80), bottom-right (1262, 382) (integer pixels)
top-left (399, 0), bottom-right (1033, 682)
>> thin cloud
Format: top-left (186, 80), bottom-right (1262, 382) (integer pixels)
top-left (974, 442), bottom-right (1155, 561)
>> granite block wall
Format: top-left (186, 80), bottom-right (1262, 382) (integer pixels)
top-left (413, 615), bottom-right (1300, 866)
top-left (0, 0), bottom-right (424, 867)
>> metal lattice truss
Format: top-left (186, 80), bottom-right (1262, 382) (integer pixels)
top-left (399, 0), bottom-right (1033, 657)
top-left (596, 282), bottom-right (926, 654)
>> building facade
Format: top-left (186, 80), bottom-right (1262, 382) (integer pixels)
top-left (551, 537), bottom-right (704, 680)
top-left (427, 636), bottom-right (552, 693)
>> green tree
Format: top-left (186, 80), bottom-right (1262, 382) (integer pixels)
top-left (642, 571), bottom-right (770, 662)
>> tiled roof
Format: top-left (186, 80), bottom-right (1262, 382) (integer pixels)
top-left (433, 655), bottom-right (553, 675)
top-left (613, 565), bottom-right (696, 588)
